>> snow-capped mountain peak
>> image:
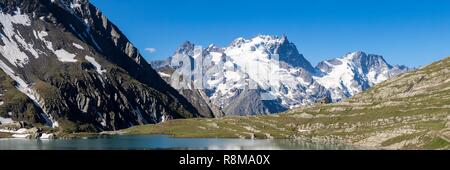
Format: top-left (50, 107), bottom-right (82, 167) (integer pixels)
top-left (229, 35), bottom-right (284, 48)
top-left (157, 35), bottom-right (330, 115)
top-left (225, 35), bottom-right (314, 71)
top-left (175, 41), bottom-right (195, 54)
top-left (314, 51), bottom-right (408, 101)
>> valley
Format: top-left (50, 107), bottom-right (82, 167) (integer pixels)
top-left (125, 56), bottom-right (450, 150)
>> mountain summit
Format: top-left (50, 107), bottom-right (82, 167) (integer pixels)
top-left (153, 35), bottom-right (411, 115)
top-left (314, 51), bottom-right (414, 101)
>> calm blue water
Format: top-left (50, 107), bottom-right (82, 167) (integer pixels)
top-left (0, 135), bottom-right (357, 150)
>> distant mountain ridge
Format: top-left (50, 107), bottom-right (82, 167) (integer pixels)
top-left (314, 51), bottom-right (415, 101)
top-left (152, 35), bottom-right (412, 115)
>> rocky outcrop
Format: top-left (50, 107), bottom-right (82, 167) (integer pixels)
top-left (157, 67), bottom-right (224, 118)
top-left (223, 88), bottom-right (287, 115)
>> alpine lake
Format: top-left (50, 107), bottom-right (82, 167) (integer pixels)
top-left (0, 134), bottom-right (360, 150)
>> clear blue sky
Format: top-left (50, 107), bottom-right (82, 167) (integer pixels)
top-left (91, 0), bottom-right (450, 67)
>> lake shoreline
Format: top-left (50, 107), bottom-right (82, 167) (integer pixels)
top-left (0, 133), bottom-right (365, 150)
top-left (0, 128), bottom-right (371, 150)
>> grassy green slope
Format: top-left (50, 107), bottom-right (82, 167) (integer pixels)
top-left (124, 57), bottom-right (450, 150)
top-left (0, 69), bottom-right (44, 128)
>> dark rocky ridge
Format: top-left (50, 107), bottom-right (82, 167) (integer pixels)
top-left (0, 0), bottom-right (205, 132)
top-left (275, 35), bottom-right (315, 72)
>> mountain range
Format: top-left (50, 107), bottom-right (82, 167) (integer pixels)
top-left (0, 0), bottom-right (442, 150)
top-left (152, 35), bottom-right (412, 115)
top-left (0, 0), bottom-right (414, 138)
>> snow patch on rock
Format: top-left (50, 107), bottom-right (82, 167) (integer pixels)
top-left (158, 72), bottom-right (171, 78)
top-left (54, 49), bottom-right (77, 62)
top-left (36, 30), bottom-right (78, 62)
top-left (85, 56), bottom-right (106, 75)
top-left (39, 133), bottom-right (54, 139)
top-left (72, 43), bottom-right (84, 49)
top-left (12, 133), bottom-right (30, 138)
top-left (0, 116), bottom-right (14, 125)
top-left (0, 8), bottom-right (35, 67)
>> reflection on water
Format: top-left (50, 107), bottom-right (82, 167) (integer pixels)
top-left (0, 135), bottom-right (359, 150)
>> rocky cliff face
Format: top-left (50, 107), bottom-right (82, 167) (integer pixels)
top-left (0, 0), bottom-right (202, 133)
